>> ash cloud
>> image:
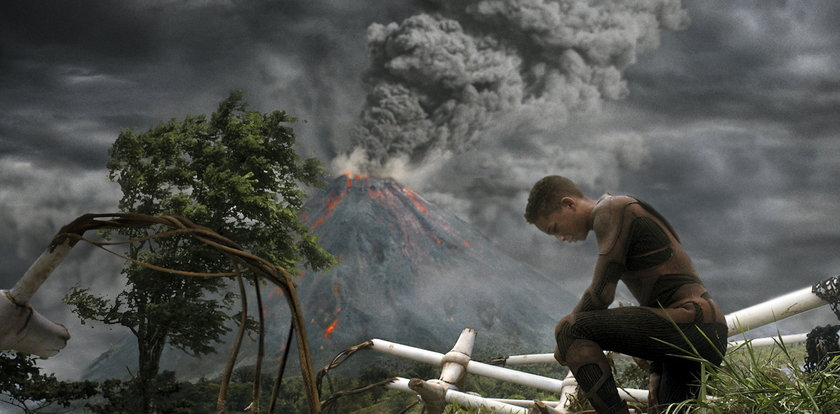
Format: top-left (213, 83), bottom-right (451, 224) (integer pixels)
top-left (342, 0), bottom-right (689, 172)
top-left (334, 0), bottom-right (687, 272)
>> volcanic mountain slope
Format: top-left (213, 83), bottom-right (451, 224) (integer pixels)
top-left (83, 175), bottom-right (578, 380)
top-left (298, 174), bottom-right (578, 359)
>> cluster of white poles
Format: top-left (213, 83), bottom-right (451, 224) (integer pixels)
top-left (365, 278), bottom-right (837, 414)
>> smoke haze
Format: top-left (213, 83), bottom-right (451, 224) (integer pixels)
top-left (1, 0), bottom-right (839, 381)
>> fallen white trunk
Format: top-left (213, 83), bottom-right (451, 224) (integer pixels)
top-left (0, 290), bottom-right (70, 357)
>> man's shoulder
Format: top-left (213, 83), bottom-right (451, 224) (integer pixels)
top-left (592, 195), bottom-right (638, 254)
top-left (592, 195), bottom-right (637, 222)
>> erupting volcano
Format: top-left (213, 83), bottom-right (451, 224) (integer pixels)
top-left (82, 174), bottom-right (577, 379)
top-left (298, 174), bottom-right (577, 359)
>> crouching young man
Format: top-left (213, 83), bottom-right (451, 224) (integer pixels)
top-left (524, 175), bottom-right (727, 414)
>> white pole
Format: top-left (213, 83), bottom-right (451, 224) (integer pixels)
top-left (1, 240), bottom-right (74, 357)
top-left (439, 328), bottom-right (476, 390)
top-left (0, 290), bottom-right (70, 357)
top-left (618, 387), bottom-right (648, 404)
top-left (725, 280), bottom-right (834, 336)
top-left (486, 399), bottom-right (562, 408)
top-left (495, 332), bottom-right (812, 367)
top-left (466, 360), bottom-right (565, 393)
top-left (9, 240), bottom-right (74, 304)
top-left (500, 354), bottom-right (556, 366)
top-left (728, 333), bottom-right (809, 349)
top-left (370, 338), bottom-right (445, 365)
top-left (370, 339), bottom-right (567, 393)
top-left (386, 377), bottom-right (528, 414)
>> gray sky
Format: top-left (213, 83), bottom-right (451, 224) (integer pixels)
top-left (2, 0), bottom-right (839, 379)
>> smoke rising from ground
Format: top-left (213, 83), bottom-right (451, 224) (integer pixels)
top-left (333, 0), bottom-right (687, 271)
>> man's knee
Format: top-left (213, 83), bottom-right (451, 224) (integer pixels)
top-left (554, 315), bottom-right (576, 364)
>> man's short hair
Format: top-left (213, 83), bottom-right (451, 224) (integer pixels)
top-left (524, 175), bottom-right (584, 224)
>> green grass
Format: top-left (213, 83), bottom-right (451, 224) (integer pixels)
top-left (671, 338), bottom-right (840, 414)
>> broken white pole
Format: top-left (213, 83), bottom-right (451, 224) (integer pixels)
top-left (387, 377), bottom-right (528, 414)
top-left (0, 240), bottom-right (75, 357)
top-left (407, 378), bottom-right (447, 414)
top-left (0, 290), bottom-right (70, 357)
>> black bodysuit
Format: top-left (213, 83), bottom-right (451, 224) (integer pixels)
top-left (554, 195), bottom-right (727, 414)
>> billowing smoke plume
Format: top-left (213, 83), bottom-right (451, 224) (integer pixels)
top-left (333, 0), bottom-right (689, 275)
top-left (336, 0), bottom-right (688, 171)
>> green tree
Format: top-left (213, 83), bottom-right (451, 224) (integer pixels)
top-left (0, 351), bottom-right (98, 413)
top-left (64, 91), bottom-right (334, 412)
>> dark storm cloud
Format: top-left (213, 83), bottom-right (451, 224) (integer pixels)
top-left (0, 0), bottom-right (420, 378)
top-left (586, 1), bottom-right (840, 325)
top-left (0, 0), bottom-right (423, 170)
top-left (610, 0), bottom-right (840, 318)
top-left (624, 0), bottom-right (840, 139)
top-left (0, 2), bottom-right (160, 61)
top-left (615, 122), bottom-right (840, 321)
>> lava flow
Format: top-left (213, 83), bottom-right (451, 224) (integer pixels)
top-left (323, 318), bottom-right (339, 339)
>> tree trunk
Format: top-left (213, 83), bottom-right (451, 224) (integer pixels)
top-left (137, 322), bottom-right (167, 413)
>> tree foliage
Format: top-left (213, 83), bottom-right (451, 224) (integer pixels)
top-left (63, 90), bottom-right (334, 411)
top-left (0, 352), bottom-right (98, 413)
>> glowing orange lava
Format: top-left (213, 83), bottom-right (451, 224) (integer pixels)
top-left (368, 188), bottom-right (383, 199)
top-left (342, 171), bottom-right (370, 189)
top-left (402, 188), bottom-right (428, 213)
top-left (311, 189), bottom-right (346, 230)
top-left (323, 318), bottom-right (339, 339)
